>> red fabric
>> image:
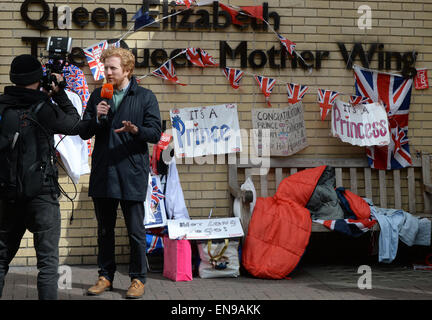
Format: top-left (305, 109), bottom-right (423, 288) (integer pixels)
top-left (242, 166), bottom-right (326, 279)
top-left (240, 6), bottom-right (264, 22)
top-left (343, 189), bottom-right (371, 220)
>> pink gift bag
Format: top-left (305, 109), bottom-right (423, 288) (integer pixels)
top-left (163, 236), bottom-right (193, 281)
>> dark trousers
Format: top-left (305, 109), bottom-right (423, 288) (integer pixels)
top-left (0, 194), bottom-right (60, 300)
top-left (92, 198), bottom-right (147, 284)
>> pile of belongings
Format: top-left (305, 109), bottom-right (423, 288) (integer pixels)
top-left (242, 166), bottom-right (431, 279)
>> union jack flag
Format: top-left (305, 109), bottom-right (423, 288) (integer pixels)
top-left (353, 65), bottom-right (413, 170)
top-left (151, 179), bottom-right (165, 209)
top-left (277, 33), bottom-right (296, 57)
top-left (313, 217), bottom-right (377, 238)
top-left (146, 234), bottom-right (164, 254)
top-left (349, 95), bottom-right (373, 105)
top-left (83, 40), bottom-right (108, 81)
top-left (185, 48), bottom-right (204, 67)
top-left (63, 64), bottom-right (90, 109)
top-left (152, 60), bottom-right (186, 86)
top-left (222, 67), bottom-right (244, 89)
top-left (200, 49), bottom-right (218, 67)
top-left (254, 75), bottom-right (276, 107)
top-left (317, 89), bottom-right (340, 121)
top-left (286, 83), bottom-right (308, 104)
top-left (175, 0), bottom-right (195, 8)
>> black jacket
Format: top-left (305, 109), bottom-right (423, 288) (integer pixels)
top-left (79, 76), bottom-right (162, 201)
top-left (0, 86), bottom-right (81, 194)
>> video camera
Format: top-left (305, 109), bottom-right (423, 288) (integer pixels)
top-left (40, 37), bottom-right (73, 92)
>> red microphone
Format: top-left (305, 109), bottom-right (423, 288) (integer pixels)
top-left (100, 83), bottom-right (114, 121)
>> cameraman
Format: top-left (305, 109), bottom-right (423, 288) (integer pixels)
top-left (0, 54), bottom-right (81, 300)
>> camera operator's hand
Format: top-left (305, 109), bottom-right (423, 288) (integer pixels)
top-left (43, 73), bottom-right (64, 96)
top-left (97, 101), bottom-right (110, 120)
top-left (50, 73), bottom-right (64, 95)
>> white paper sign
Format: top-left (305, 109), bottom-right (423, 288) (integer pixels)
top-left (331, 100), bottom-right (390, 147)
top-left (170, 104), bottom-right (242, 158)
top-left (167, 217), bottom-right (244, 240)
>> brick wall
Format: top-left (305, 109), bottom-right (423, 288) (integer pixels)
top-left (0, 0), bottom-right (431, 266)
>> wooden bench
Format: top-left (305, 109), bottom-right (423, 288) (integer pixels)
top-left (229, 152), bottom-right (432, 235)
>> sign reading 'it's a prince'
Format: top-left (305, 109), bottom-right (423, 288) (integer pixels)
top-left (170, 104), bottom-right (242, 158)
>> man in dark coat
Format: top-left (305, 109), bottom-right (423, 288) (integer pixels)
top-left (0, 54), bottom-right (81, 300)
top-left (79, 47), bottom-right (161, 299)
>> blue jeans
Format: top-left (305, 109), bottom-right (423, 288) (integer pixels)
top-left (92, 198), bottom-right (147, 284)
top-left (0, 194), bottom-right (60, 300)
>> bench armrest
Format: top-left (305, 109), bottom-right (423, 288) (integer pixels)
top-left (229, 185), bottom-right (253, 203)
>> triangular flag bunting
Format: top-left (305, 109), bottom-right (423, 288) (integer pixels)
top-left (277, 33), bottom-right (296, 57)
top-left (83, 40), bottom-right (108, 81)
top-left (240, 6), bottom-right (264, 23)
top-left (175, 0), bottom-right (195, 8)
top-left (185, 48), bottom-right (205, 67)
top-left (199, 49), bottom-right (219, 67)
top-left (254, 75), bottom-right (276, 107)
top-left (219, 3), bottom-right (244, 25)
top-left (349, 95), bottom-right (373, 105)
top-left (317, 89), bottom-right (339, 121)
top-left (222, 67), bottom-right (245, 89)
top-left (286, 83), bottom-right (309, 104)
top-left (152, 60), bottom-right (187, 86)
top-left (132, 7), bottom-right (155, 31)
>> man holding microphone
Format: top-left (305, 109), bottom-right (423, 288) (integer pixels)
top-left (79, 47), bottom-right (161, 299)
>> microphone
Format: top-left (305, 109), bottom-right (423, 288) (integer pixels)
top-left (100, 83), bottom-right (114, 121)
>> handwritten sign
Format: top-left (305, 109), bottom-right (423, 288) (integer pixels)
top-left (170, 104), bottom-right (242, 158)
top-left (414, 68), bottom-right (429, 90)
top-left (331, 100), bottom-right (390, 147)
top-left (252, 102), bottom-right (308, 156)
top-left (167, 217), bottom-right (244, 240)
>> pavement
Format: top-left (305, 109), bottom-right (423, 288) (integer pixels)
top-left (1, 261), bottom-right (431, 301)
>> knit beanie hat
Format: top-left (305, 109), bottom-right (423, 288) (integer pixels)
top-left (9, 54), bottom-right (43, 85)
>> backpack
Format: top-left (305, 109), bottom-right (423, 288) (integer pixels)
top-left (0, 100), bottom-right (57, 200)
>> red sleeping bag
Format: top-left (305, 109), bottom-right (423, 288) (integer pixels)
top-left (242, 166), bottom-right (327, 279)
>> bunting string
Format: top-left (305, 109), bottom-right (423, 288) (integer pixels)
top-left (81, 1), bottom-right (418, 113)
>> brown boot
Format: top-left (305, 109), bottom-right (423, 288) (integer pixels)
top-left (87, 276), bottom-right (113, 296)
top-left (125, 279), bottom-right (145, 299)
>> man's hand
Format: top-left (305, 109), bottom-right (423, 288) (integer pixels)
top-left (96, 101), bottom-right (110, 120)
top-left (114, 121), bottom-right (139, 135)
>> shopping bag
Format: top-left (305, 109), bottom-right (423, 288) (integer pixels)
top-left (197, 239), bottom-right (240, 278)
top-left (162, 235), bottom-right (193, 281)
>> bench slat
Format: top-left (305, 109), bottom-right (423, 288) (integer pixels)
top-left (335, 168), bottom-right (343, 188)
top-left (350, 168), bottom-right (357, 194)
top-left (275, 168), bottom-right (283, 189)
top-left (260, 174), bottom-right (268, 197)
top-left (393, 170), bottom-right (402, 209)
top-left (364, 168), bottom-right (372, 199)
top-left (422, 153), bottom-right (431, 214)
top-left (236, 157), bottom-right (422, 168)
top-left (379, 170), bottom-right (387, 208)
top-left (408, 167), bottom-right (416, 214)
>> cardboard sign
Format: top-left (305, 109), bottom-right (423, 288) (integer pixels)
top-left (170, 104), bottom-right (242, 158)
top-left (252, 102), bottom-right (308, 156)
top-left (332, 100), bottom-right (390, 147)
top-left (167, 217), bottom-right (244, 240)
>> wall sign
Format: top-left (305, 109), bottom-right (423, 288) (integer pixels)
top-left (19, 0), bottom-right (418, 76)
top-left (20, 0), bottom-right (279, 31)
